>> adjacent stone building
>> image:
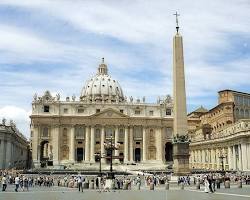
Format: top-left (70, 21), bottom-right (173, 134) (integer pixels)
top-left (0, 119), bottom-right (29, 169)
top-left (30, 60), bottom-right (174, 170)
top-left (189, 90), bottom-right (250, 171)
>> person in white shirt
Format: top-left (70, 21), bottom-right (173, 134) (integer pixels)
top-left (15, 176), bottom-right (20, 192)
top-left (1, 175), bottom-right (7, 191)
top-left (77, 176), bottom-right (83, 192)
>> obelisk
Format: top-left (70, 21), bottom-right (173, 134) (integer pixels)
top-left (172, 12), bottom-right (190, 175)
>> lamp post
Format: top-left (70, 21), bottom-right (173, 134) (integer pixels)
top-left (104, 135), bottom-right (120, 179)
top-left (219, 154), bottom-right (226, 175)
top-left (94, 152), bottom-right (105, 177)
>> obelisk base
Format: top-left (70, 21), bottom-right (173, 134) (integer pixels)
top-left (173, 142), bottom-right (190, 176)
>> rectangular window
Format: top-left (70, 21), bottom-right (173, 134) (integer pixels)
top-left (64, 108), bottom-right (68, 113)
top-left (120, 109), bottom-right (124, 113)
top-left (136, 142), bottom-right (140, 145)
top-left (135, 110), bottom-right (140, 115)
top-left (96, 109), bottom-right (100, 113)
top-left (44, 105), bottom-right (50, 112)
top-left (149, 110), bottom-right (154, 116)
top-left (78, 108), bottom-right (84, 113)
top-left (166, 109), bottom-right (171, 115)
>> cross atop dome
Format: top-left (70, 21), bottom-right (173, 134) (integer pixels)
top-left (98, 57), bottom-right (108, 75)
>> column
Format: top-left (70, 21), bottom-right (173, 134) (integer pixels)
top-left (202, 150), bottom-right (206, 168)
top-left (124, 126), bottom-right (129, 163)
top-left (69, 126), bottom-right (75, 163)
top-left (227, 146), bottom-right (232, 170)
top-left (90, 126), bottom-right (95, 163)
top-left (241, 143), bottom-right (247, 171)
top-left (0, 136), bottom-right (5, 169)
top-left (156, 128), bottom-right (163, 162)
top-left (142, 127), bottom-right (147, 162)
top-left (238, 145), bottom-right (242, 170)
top-left (100, 126), bottom-right (105, 163)
top-left (216, 149), bottom-right (220, 170)
top-left (129, 126), bottom-right (134, 162)
top-left (232, 145), bottom-right (236, 170)
top-left (211, 149), bottom-right (215, 170)
top-left (85, 126), bottom-right (90, 162)
top-left (52, 125), bottom-right (60, 166)
top-left (114, 126), bottom-right (120, 163)
top-left (247, 144), bottom-right (250, 169)
top-left (31, 126), bottom-right (39, 167)
top-left (5, 140), bottom-right (12, 168)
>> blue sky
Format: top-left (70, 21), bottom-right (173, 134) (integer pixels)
top-left (0, 0), bottom-right (250, 138)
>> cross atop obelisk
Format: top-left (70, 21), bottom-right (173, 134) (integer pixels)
top-left (173, 11), bottom-right (180, 33)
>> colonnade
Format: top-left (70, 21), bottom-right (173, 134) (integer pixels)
top-left (32, 125), bottom-right (165, 167)
top-left (190, 143), bottom-right (250, 171)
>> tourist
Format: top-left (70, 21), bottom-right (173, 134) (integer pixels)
top-left (204, 177), bottom-right (209, 193)
top-left (1, 175), bottom-right (7, 191)
top-left (77, 176), bottom-right (83, 192)
top-left (208, 175), bottom-right (214, 193)
top-left (24, 176), bottom-right (29, 191)
top-left (15, 175), bottom-right (20, 192)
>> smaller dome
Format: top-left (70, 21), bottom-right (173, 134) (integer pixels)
top-left (80, 58), bottom-right (124, 103)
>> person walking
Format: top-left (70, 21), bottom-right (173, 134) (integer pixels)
top-left (204, 177), bottom-right (209, 193)
top-left (208, 175), bottom-right (214, 193)
top-left (1, 175), bottom-right (7, 191)
top-left (15, 175), bottom-right (20, 192)
top-left (24, 176), bottom-right (29, 191)
top-left (77, 176), bottom-right (83, 192)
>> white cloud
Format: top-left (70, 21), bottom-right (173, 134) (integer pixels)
top-left (0, 0), bottom-right (249, 134)
top-left (0, 106), bottom-right (31, 138)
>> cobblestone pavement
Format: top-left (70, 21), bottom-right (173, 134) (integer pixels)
top-left (0, 185), bottom-right (249, 200)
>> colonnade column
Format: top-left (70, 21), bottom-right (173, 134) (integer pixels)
top-left (211, 149), bottom-right (215, 170)
top-left (238, 145), bottom-right (242, 170)
top-left (124, 126), bottom-right (129, 163)
top-left (90, 126), bottom-right (95, 163)
top-left (85, 126), bottom-right (90, 162)
top-left (114, 126), bottom-right (120, 163)
top-left (241, 143), bottom-right (247, 171)
top-left (129, 126), bottom-right (134, 162)
top-left (142, 127), bottom-right (147, 162)
top-left (227, 146), bottom-right (232, 170)
top-left (52, 125), bottom-right (60, 166)
top-left (156, 128), bottom-right (163, 162)
top-left (100, 126), bottom-right (105, 164)
top-left (69, 126), bottom-right (75, 163)
top-left (232, 145), bottom-right (236, 170)
top-left (32, 126), bottom-right (39, 167)
top-left (216, 149), bottom-right (220, 170)
top-left (247, 144), bottom-right (250, 169)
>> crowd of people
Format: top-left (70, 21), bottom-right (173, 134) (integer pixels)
top-left (1, 170), bottom-right (250, 193)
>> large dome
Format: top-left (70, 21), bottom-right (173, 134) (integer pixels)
top-left (80, 59), bottom-right (124, 103)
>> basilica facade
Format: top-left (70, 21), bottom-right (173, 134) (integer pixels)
top-left (30, 60), bottom-right (174, 170)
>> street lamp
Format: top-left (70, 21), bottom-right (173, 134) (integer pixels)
top-left (94, 152), bottom-right (105, 177)
top-left (103, 135), bottom-right (120, 179)
top-left (219, 154), bottom-right (226, 175)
